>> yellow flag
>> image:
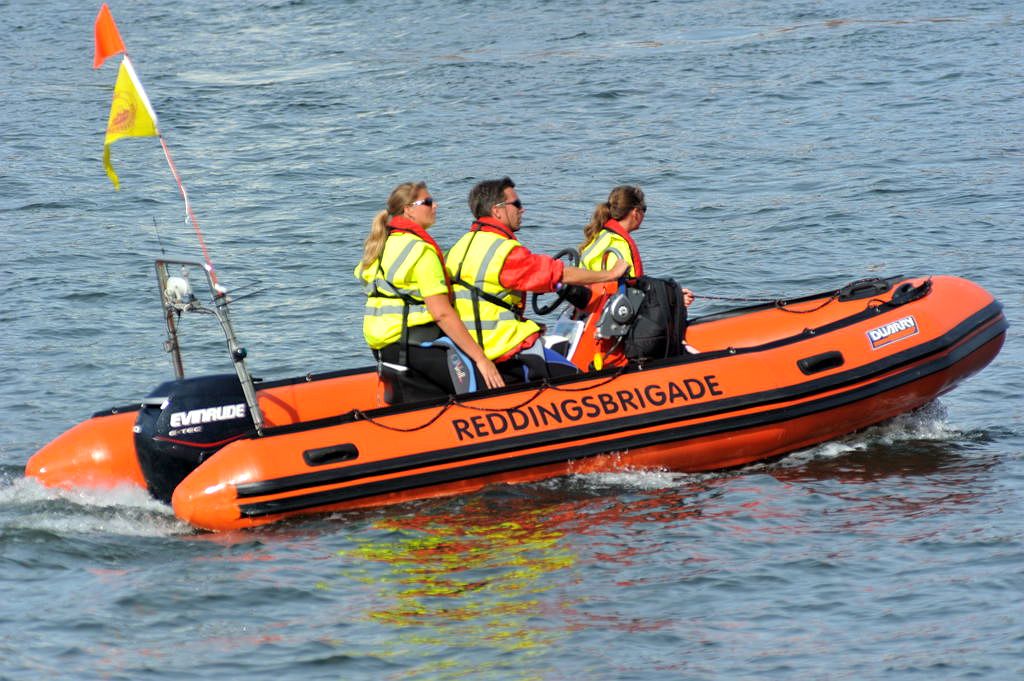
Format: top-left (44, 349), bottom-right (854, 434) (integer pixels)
top-left (103, 56), bottom-right (158, 190)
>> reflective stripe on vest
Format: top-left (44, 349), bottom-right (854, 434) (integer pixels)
top-left (581, 229), bottom-right (635, 276)
top-left (357, 232), bottom-right (435, 350)
top-left (447, 229), bottom-right (541, 360)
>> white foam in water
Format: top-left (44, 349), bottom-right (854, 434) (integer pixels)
top-left (19, 510), bottom-right (187, 537)
top-left (565, 402), bottom-right (959, 486)
top-left (766, 400), bottom-right (958, 469)
top-left (567, 458), bottom-right (722, 493)
top-left (0, 476), bottom-right (189, 537)
top-left (577, 468), bottom-right (688, 490)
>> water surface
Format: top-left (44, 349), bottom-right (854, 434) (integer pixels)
top-left (1, 1), bottom-right (1022, 679)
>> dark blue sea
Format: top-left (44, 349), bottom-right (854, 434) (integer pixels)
top-left (1, 1), bottom-right (1022, 678)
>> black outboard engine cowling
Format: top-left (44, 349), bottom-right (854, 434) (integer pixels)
top-left (134, 374), bottom-right (255, 502)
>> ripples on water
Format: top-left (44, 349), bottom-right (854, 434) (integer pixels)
top-left (1, 1), bottom-right (1022, 679)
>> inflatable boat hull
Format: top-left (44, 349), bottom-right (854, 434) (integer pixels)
top-left (26, 275), bottom-right (1007, 531)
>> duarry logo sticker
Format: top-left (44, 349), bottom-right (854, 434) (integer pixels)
top-left (867, 315), bottom-right (919, 349)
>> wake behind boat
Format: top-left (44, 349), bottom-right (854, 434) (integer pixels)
top-left (26, 262), bottom-right (1006, 531)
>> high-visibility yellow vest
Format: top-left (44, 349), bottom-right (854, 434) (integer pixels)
top-left (581, 229), bottom-right (636, 276)
top-left (447, 229), bottom-right (540, 360)
top-left (355, 232), bottom-right (440, 350)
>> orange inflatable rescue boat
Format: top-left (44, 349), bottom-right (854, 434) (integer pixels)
top-left (26, 258), bottom-right (1007, 531)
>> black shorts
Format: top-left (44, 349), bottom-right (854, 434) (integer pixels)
top-left (374, 324), bottom-right (466, 393)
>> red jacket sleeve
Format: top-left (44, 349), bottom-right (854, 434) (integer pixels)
top-left (498, 246), bottom-right (565, 292)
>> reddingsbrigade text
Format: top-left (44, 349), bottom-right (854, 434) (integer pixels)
top-left (452, 375), bottom-right (723, 441)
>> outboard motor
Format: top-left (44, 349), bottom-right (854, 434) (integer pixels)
top-left (134, 374), bottom-right (255, 502)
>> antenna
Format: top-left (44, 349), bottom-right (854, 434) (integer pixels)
top-left (152, 216), bottom-right (167, 256)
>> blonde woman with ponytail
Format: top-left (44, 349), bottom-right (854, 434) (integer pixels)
top-left (355, 182), bottom-right (504, 396)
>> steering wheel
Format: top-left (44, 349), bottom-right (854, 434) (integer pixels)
top-left (532, 248), bottom-right (582, 316)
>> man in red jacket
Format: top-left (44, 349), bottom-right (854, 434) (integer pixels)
top-left (446, 177), bottom-right (627, 383)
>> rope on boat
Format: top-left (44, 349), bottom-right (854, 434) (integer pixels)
top-left (695, 294), bottom-right (781, 303)
top-left (776, 294), bottom-right (838, 314)
top-left (696, 292), bottom-right (839, 314)
top-left (351, 398), bottom-right (456, 432)
top-left (351, 365), bottom-right (629, 432)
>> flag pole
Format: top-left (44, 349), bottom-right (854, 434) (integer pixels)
top-left (95, 4), bottom-right (222, 293)
top-left (157, 136), bottom-right (222, 292)
top-left (94, 4), bottom-right (264, 434)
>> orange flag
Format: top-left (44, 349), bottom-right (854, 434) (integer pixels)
top-left (93, 4), bottom-right (126, 69)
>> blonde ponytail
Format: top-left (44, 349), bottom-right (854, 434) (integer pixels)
top-left (359, 181), bottom-right (428, 269)
top-left (360, 210), bottom-right (390, 268)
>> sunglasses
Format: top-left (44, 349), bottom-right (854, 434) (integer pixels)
top-left (495, 199), bottom-right (523, 210)
top-left (409, 197), bottom-right (436, 207)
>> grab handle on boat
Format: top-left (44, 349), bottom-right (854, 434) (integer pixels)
top-left (838, 278), bottom-right (894, 301)
top-left (304, 443), bottom-right (359, 467)
top-left (797, 351), bottom-right (845, 375)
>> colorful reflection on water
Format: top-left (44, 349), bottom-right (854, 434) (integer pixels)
top-left (335, 496), bottom-right (578, 677)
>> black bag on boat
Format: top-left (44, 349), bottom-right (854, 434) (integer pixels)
top-left (624, 276), bottom-right (687, 361)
